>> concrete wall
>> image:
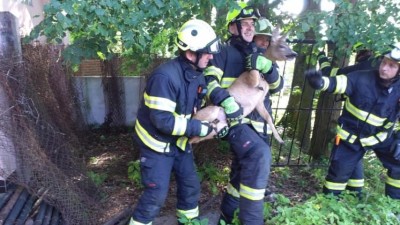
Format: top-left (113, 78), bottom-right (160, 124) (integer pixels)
top-left (73, 76), bottom-right (145, 127)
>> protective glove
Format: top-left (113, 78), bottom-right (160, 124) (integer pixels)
top-left (390, 139), bottom-right (400, 161)
top-left (305, 69), bottom-right (324, 90)
top-left (215, 126), bottom-right (229, 139)
top-left (220, 96), bottom-right (243, 124)
top-left (246, 53), bottom-right (273, 74)
top-left (199, 121), bottom-right (213, 137)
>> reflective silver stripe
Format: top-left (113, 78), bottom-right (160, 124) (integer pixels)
top-left (337, 126), bottom-right (388, 147)
top-left (144, 92), bottom-right (176, 112)
top-left (386, 176), bottom-right (400, 188)
top-left (177, 206), bottom-right (199, 219)
top-left (226, 183), bottom-right (240, 198)
top-left (206, 80), bottom-right (220, 98)
top-left (129, 217), bottom-right (152, 225)
top-left (324, 181), bottom-right (347, 191)
top-left (204, 66), bottom-right (223, 82)
top-left (221, 77), bottom-right (235, 89)
top-left (320, 61), bottom-right (330, 70)
top-left (334, 75), bottom-right (347, 94)
top-left (269, 76), bottom-right (281, 90)
top-left (239, 183), bottom-right (265, 200)
top-left (384, 121), bottom-right (394, 129)
top-left (344, 98), bottom-right (386, 127)
top-left (321, 77), bottom-right (330, 91)
top-left (176, 136), bottom-right (188, 151)
top-left (172, 117), bottom-right (187, 136)
top-left (360, 131), bottom-right (388, 147)
top-left (347, 179), bottom-right (364, 188)
top-left (330, 67), bottom-right (339, 77)
top-left (337, 126), bottom-right (357, 143)
top-left (250, 120), bottom-right (272, 134)
top-left (135, 120), bottom-right (170, 153)
top-left (230, 117), bottom-right (251, 127)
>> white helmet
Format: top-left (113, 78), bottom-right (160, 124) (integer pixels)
top-left (385, 43), bottom-right (400, 64)
top-left (176, 19), bottom-right (220, 54)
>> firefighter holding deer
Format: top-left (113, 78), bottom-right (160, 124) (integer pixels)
top-left (202, 2), bottom-right (284, 224)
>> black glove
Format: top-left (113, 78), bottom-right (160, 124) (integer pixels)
top-left (246, 53), bottom-right (273, 73)
top-left (199, 121), bottom-right (213, 137)
top-left (215, 126), bottom-right (229, 139)
top-left (390, 139), bottom-right (400, 161)
top-left (305, 69), bottom-right (324, 90)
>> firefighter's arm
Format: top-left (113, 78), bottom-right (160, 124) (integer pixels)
top-left (145, 74), bottom-right (212, 138)
top-left (264, 63), bottom-right (284, 94)
top-left (204, 66), bottom-right (243, 123)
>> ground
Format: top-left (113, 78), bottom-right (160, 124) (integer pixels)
top-left (82, 128), bottom-right (321, 225)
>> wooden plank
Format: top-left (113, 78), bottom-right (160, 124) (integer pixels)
top-left (16, 193), bottom-right (37, 225)
top-left (42, 204), bottom-right (53, 225)
top-left (0, 187), bottom-right (23, 223)
top-left (33, 202), bottom-right (47, 225)
top-left (49, 210), bottom-right (60, 225)
top-left (4, 189), bottom-right (29, 225)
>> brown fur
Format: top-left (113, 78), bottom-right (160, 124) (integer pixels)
top-left (189, 27), bottom-right (296, 144)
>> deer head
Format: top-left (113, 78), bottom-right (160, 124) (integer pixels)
top-left (265, 26), bottom-right (297, 62)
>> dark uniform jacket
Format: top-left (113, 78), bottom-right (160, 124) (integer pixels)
top-left (207, 37), bottom-right (283, 136)
top-left (134, 56), bottom-right (206, 153)
top-left (321, 69), bottom-right (400, 149)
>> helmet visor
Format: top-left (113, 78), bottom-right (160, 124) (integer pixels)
top-left (234, 6), bottom-right (260, 22)
top-left (198, 37), bottom-right (221, 54)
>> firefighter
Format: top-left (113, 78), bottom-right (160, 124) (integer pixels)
top-left (129, 19), bottom-right (220, 225)
top-left (316, 48), bottom-right (381, 194)
top-left (305, 43), bottom-right (400, 199)
top-left (204, 2), bottom-right (281, 224)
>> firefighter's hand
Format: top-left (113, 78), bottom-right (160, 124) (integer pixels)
top-left (220, 96), bottom-right (243, 124)
top-left (390, 139), bottom-right (400, 161)
top-left (246, 53), bottom-right (272, 74)
top-left (199, 121), bottom-right (214, 137)
top-left (305, 69), bottom-right (324, 90)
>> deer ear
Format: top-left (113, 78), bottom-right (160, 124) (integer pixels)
top-left (272, 26), bottom-right (280, 42)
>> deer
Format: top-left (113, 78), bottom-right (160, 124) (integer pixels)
top-left (190, 26), bottom-right (297, 144)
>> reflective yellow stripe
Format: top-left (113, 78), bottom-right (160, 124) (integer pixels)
top-left (321, 77), bottom-right (330, 91)
top-left (324, 181), bottom-right (347, 191)
top-left (360, 131), bottom-right (388, 147)
top-left (347, 179), bottom-right (364, 188)
top-left (172, 117), bottom-right (187, 135)
top-left (344, 98), bottom-right (386, 127)
top-left (204, 66), bottom-right (223, 82)
top-left (384, 122), bottom-right (394, 129)
top-left (226, 183), bottom-right (240, 198)
top-left (250, 120), bottom-right (272, 134)
top-left (221, 77), bottom-right (235, 89)
top-left (239, 183), bottom-right (265, 201)
top-left (144, 92), bottom-right (176, 112)
top-left (269, 76), bottom-right (281, 90)
top-left (177, 206), bottom-right (199, 219)
top-left (320, 61), bottom-right (330, 70)
top-left (330, 68), bottom-right (339, 77)
top-left (206, 80), bottom-right (220, 98)
top-left (337, 126), bottom-right (357, 143)
top-left (386, 176), bottom-right (400, 188)
top-left (230, 118), bottom-right (251, 127)
top-left (135, 120), bottom-right (170, 153)
top-left (176, 136), bottom-right (188, 151)
top-left (334, 75), bottom-right (347, 94)
top-left (129, 217), bottom-right (152, 225)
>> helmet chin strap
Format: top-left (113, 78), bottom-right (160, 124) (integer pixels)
top-left (182, 51), bottom-right (203, 70)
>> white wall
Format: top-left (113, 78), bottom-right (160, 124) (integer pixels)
top-left (73, 76), bottom-right (145, 127)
